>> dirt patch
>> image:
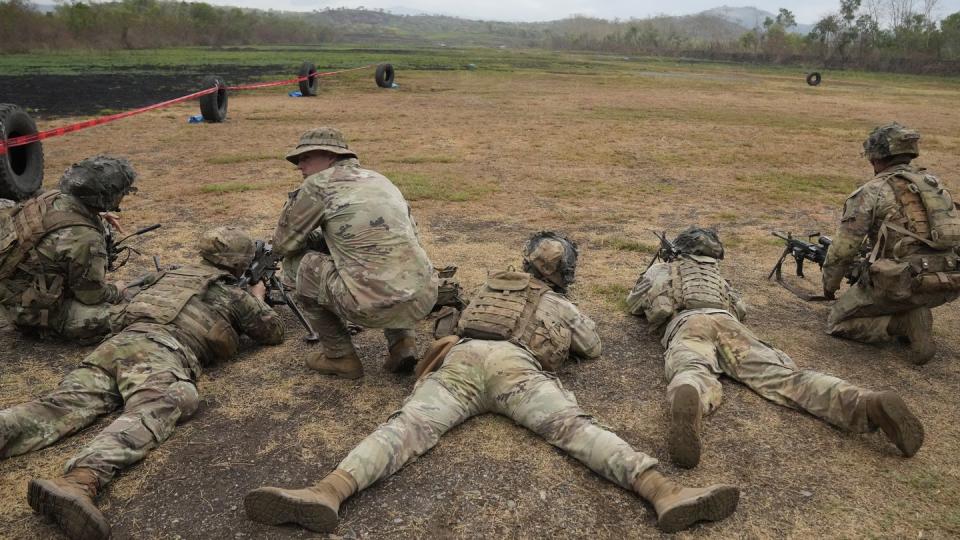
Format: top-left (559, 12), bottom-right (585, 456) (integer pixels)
top-left (2, 59), bottom-right (960, 539)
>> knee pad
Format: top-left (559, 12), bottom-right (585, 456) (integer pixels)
top-left (168, 381), bottom-right (200, 423)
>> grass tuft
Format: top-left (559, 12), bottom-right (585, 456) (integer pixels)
top-left (204, 154), bottom-right (277, 165)
top-left (600, 235), bottom-right (657, 253)
top-left (385, 155), bottom-right (459, 164)
top-left (200, 182), bottom-right (264, 193)
top-left (388, 171), bottom-right (494, 202)
top-left (591, 283), bottom-right (631, 312)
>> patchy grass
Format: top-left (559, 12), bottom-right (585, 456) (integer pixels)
top-left (385, 155), bottom-right (459, 164)
top-left (204, 154), bottom-right (277, 165)
top-left (199, 182), bottom-right (264, 193)
top-left (387, 171), bottom-right (494, 202)
top-left (732, 171), bottom-right (858, 204)
top-left (599, 235), bottom-right (657, 253)
top-left (590, 283), bottom-right (631, 312)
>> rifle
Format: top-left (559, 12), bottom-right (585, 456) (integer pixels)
top-left (105, 223), bottom-right (161, 271)
top-left (239, 240), bottom-right (319, 342)
top-left (768, 231), bottom-right (834, 301)
top-left (644, 230), bottom-right (683, 271)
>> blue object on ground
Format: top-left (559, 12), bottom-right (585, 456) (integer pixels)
top-left (288, 91), bottom-right (303, 97)
top-left (187, 114), bottom-right (204, 123)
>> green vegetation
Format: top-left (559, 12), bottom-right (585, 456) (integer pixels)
top-left (199, 182), bottom-right (264, 193)
top-left (385, 155), bottom-right (459, 164)
top-left (387, 171), bottom-right (494, 202)
top-left (591, 283), bottom-right (631, 311)
top-left (732, 171), bottom-right (857, 203)
top-left (600, 235), bottom-right (657, 253)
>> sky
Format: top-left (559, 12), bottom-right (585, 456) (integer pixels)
top-left (189, 0), bottom-right (960, 24)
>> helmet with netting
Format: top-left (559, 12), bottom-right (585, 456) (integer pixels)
top-left (863, 122), bottom-right (920, 162)
top-left (522, 231), bottom-right (579, 293)
top-left (673, 226), bottom-right (724, 259)
top-left (198, 226), bottom-right (255, 275)
top-left (58, 155), bottom-right (137, 212)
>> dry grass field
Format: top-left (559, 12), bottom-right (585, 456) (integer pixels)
top-left (2, 53), bottom-right (960, 539)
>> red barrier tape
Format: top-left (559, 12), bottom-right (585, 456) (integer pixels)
top-left (0, 63), bottom-right (379, 155)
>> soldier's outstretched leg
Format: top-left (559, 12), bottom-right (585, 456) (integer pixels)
top-left (715, 317), bottom-right (923, 456)
top-left (1, 366), bottom-right (120, 459)
top-left (490, 348), bottom-right (738, 533)
top-left (663, 315), bottom-right (725, 468)
top-left (28, 467), bottom-right (108, 540)
top-left (383, 328), bottom-right (417, 374)
top-left (302, 302), bottom-right (362, 379)
top-left (245, 350), bottom-right (487, 532)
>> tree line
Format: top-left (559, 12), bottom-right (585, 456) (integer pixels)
top-left (1, 0), bottom-right (958, 75)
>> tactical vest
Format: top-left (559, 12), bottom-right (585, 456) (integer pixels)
top-left (672, 257), bottom-right (733, 312)
top-left (123, 265), bottom-right (239, 361)
top-left (0, 191), bottom-right (100, 280)
top-left (456, 271), bottom-right (572, 371)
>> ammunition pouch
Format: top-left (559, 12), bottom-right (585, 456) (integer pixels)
top-left (869, 252), bottom-right (960, 298)
top-left (868, 260), bottom-right (914, 301)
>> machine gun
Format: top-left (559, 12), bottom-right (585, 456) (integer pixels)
top-left (644, 230), bottom-right (683, 271)
top-left (768, 231), bottom-right (843, 301)
top-left (239, 240), bottom-right (319, 342)
top-left (106, 223), bottom-right (161, 271)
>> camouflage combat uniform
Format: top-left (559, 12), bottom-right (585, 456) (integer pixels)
top-left (0, 191), bottom-right (123, 340)
top-left (823, 162), bottom-right (960, 342)
top-left (336, 275), bottom-right (662, 493)
top-left (628, 258), bottom-right (875, 432)
top-left (273, 156), bottom-right (438, 357)
top-left (0, 262), bottom-right (283, 487)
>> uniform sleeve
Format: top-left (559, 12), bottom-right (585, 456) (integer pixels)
top-left (727, 282), bottom-right (748, 322)
top-left (625, 263), bottom-right (671, 320)
top-left (55, 227), bottom-right (123, 305)
top-left (271, 183), bottom-right (325, 259)
top-left (553, 296), bottom-right (601, 359)
top-left (823, 186), bottom-right (875, 293)
top-left (229, 286), bottom-right (285, 345)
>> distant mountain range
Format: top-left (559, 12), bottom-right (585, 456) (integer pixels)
top-left (702, 6), bottom-right (814, 34)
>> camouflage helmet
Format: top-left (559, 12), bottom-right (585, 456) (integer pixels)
top-left (522, 231), bottom-right (579, 293)
top-left (58, 155), bottom-right (137, 212)
top-left (285, 126), bottom-right (357, 164)
top-left (198, 226), bottom-right (255, 275)
top-left (863, 122), bottom-right (920, 162)
top-left (673, 226), bottom-right (724, 259)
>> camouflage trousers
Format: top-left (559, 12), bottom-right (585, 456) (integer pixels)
top-left (0, 297), bottom-right (116, 342)
top-left (0, 329), bottom-right (199, 486)
top-left (295, 251), bottom-right (433, 330)
top-left (338, 339), bottom-right (658, 492)
top-left (827, 281), bottom-right (958, 343)
top-left (665, 312), bottom-right (872, 432)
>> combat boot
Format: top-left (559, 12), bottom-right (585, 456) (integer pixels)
top-left (245, 469), bottom-right (358, 533)
top-left (865, 391), bottom-right (924, 457)
top-left (28, 467), bottom-right (109, 540)
top-left (887, 309), bottom-right (936, 365)
top-left (384, 334), bottom-right (418, 374)
top-left (306, 350), bottom-right (364, 379)
top-left (669, 384), bottom-right (702, 469)
top-left (633, 469), bottom-right (739, 533)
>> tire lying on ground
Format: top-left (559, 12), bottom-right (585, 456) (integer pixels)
top-left (0, 104), bottom-right (44, 202)
top-left (806, 72), bottom-right (822, 86)
top-left (299, 62), bottom-right (319, 96)
top-left (375, 64), bottom-right (395, 88)
top-left (199, 76), bottom-right (228, 123)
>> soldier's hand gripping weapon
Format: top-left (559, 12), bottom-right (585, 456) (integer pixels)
top-left (767, 231), bottom-right (833, 301)
top-left (239, 240), bottom-right (319, 342)
top-left (105, 223), bottom-right (161, 271)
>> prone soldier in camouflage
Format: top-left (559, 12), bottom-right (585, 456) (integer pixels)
top-left (272, 127), bottom-right (438, 378)
top-left (627, 227), bottom-right (924, 469)
top-left (245, 232), bottom-right (740, 534)
top-left (0, 227), bottom-right (284, 540)
top-left (0, 156), bottom-right (135, 341)
top-left (823, 123), bottom-right (960, 364)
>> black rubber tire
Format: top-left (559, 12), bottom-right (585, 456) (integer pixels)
top-left (375, 64), bottom-right (395, 88)
top-left (806, 72), bottom-right (822, 86)
top-left (199, 76), bottom-right (228, 123)
top-left (0, 104), bottom-right (44, 201)
top-left (299, 62), bottom-right (319, 96)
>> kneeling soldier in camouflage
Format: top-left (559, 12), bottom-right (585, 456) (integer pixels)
top-left (0, 227), bottom-right (284, 540)
top-left (0, 156), bottom-right (136, 341)
top-left (823, 123), bottom-right (960, 365)
top-left (627, 227), bottom-right (924, 469)
top-left (245, 232), bottom-right (740, 534)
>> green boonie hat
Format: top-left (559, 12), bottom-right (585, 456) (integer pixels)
top-left (285, 126), bottom-right (357, 164)
top-left (198, 226), bottom-right (255, 274)
top-left (863, 122), bottom-right (920, 161)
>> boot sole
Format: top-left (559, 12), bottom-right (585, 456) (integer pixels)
top-left (383, 354), bottom-right (417, 374)
top-left (310, 370), bottom-right (364, 380)
top-left (244, 488), bottom-right (338, 533)
top-left (908, 342), bottom-right (936, 366)
top-left (28, 479), bottom-right (110, 540)
top-left (657, 484), bottom-right (739, 534)
top-left (669, 386), bottom-right (702, 469)
top-left (875, 393), bottom-right (924, 457)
